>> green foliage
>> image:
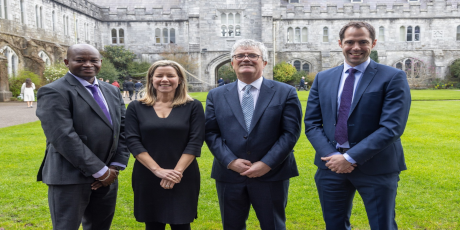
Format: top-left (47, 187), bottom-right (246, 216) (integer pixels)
top-left (306, 72), bottom-right (317, 87)
top-left (101, 46), bottom-right (136, 76)
top-left (370, 50), bottom-right (379, 63)
top-left (273, 62), bottom-right (297, 83)
top-left (127, 61), bottom-right (151, 78)
top-left (97, 59), bottom-right (120, 82)
top-left (160, 45), bottom-right (199, 78)
top-left (449, 59), bottom-right (460, 78)
top-left (8, 70), bottom-right (42, 97)
top-left (290, 71), bottom-right (308, 86)
top-left (43, 62), bottom-right (68, 84)
top-left (217, 63), bottom-right (237, 82)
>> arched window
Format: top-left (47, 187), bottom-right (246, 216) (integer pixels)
top-left (111, 29), bottom-right (117, 44)
top-left (52, 11), bottom-right (55, 31)
top-left (323, 27), bottom-right (329, 42)
top-left (66, 16), bottom-right (69, 35)
top-left (293, 60), bottom-right (301, 71)
top-left (235, 25), bottom-right (241, 36)
top-left (287, 27), bottom-right (294, 43)
top-left (220, 12), bottom-right (241, 37)
top-left (379, 26), bottom-right (384, 41)
top-left (295, 27), bottom-right (301, 43)
top-left (155, 28), bottom-right (161, 43)
top-left (221, 25), bottom-right (227, 37)
top-left (0, 0), bottom-right (7, 19)
top-left (3, 46), bottom-right (19, 77)
top-left (228, 25), bottom-right (234, 37)
top-left (395, 58), bottom-right (425, 78)
top-left (20, 0), bottom-right (25, 23)
top-left (35, 6), bottom-right (39, 27)
top-left (414, 26), bottom-right (420, 41)
top-left (119, 29), bottom-right (124, 44)
top-left (0, 0), bottom-right (3, 19)
top-left (228, 14), bottom-right (234, 25)
top-left (170, 28), bottom-right (175, 43)
top-left (404, 59), bottom-right (412, 73)
top-left (162, 28), bottom-right (168, 43)
top-left (407, 26), bottom-right (412, 41)
top-left (40, 6), bottom-right (43, 28)
top-left (302, 27), bottom-right (308, 42)
top-left (85, 23), bottom-right (89, 40)
top-left (63, 15), bottom-right (66, 35)
top-left (235, 13), bottom-right (241, 24)
top-left (396, 63), bottom-right (402, 70)
top-left (76, 19), bottom-right (79, 39)
top-left (457, 26), bottom-right (460, 41)
top-left (302, 63), bottom-right (310, 73)
top-left (399, 26), bottom-right (405, 41)
top-left (38, 51), bottom-right (51, 66)
top-left (221, 13), bottom-right (226, 25)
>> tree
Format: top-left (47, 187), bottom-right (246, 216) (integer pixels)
top-left (43, 62), bottom-right (68, 84)
top-left (100, 46), bottom-right (136, 76)
top-left (273, 62), bottom-right (297, 83)
top-left (97, 59), bottom-right (120, 82)
top-left (9, 70), bottom-right (42, 97)
top-left (160, 45), bottom-right (199, 80)
top-left (290, 70), bottom-right (308, 86)
top-left (217, 63), bottom-right (237, 83)
top-left (127, 61), bottom-right (152, 78)
top-left (450, 59), bottom-right (460, 78)
top-left (370, 50), bottom-right (379, 63)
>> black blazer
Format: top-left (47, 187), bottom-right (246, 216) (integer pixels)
top-left (36, 73), bottom-right (129, 184)
top-left (304, 60), bottom-right (411, 175)
top-left (205, 78), bottom-right (302, 182)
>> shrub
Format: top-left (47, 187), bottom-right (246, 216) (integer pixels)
top-left (97, 59), bottom-right (120, 82)
top-left (127, 61), bottom-right (152, 78)
top-left (450, 59), bottom-right (460, 78)
top-left (306, 72), bottom-right (317, 87)
top-left (43, 62), bottom-right (68, 84)
top-left (9, 70), bottom-right (42, 97)
top-left (273, 62), bottom-right (296, 83)
top-left (370, 50), bottom-right (379, 63)
top-left (100, 46), bottom-right (136, 76)
top-left (289, 71), bottom-right (308, 86)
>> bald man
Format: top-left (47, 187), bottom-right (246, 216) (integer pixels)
top-left (36, 44), bottom-right (130, 230)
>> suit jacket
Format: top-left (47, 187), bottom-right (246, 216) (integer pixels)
top-left (36, 73), bottom-right (130, 185)
top-left (304, 60), bottom-right (411, 175)
top-left (205, 78), bottom-right (302, 183)
top-left (125, 81), bottom-right (134, 91)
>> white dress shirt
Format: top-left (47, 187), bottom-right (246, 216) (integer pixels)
top-left (326, 58), bottom-right (371, 164)
top-left (237, 76), bottom-right (263, 108)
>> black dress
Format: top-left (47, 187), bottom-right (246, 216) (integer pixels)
top-left (125, 99), bottom-right (205, 224)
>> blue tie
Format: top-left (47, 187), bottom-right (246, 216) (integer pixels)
top-left (241, 85), bottom-right (254, 132)
top-left (335, 68), bottom-right (357, 145)
top-left (86, 85), bottom-right (112, 125)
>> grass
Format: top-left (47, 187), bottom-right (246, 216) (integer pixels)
top-left (0, 91), bottom-right (459, 229)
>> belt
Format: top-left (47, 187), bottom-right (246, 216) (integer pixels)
top-left (337, 147), bottom-right (350, 154)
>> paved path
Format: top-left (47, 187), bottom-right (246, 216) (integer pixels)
top-left (0, 97), bottom-right (134, 129)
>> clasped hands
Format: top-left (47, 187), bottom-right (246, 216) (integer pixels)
top-left (229, 159), bottom-right (271, 178)
top-left (321, 155), bottom-right (357, 174)
top-left (153, 168), bottom-right (183, 190)
top-left (91, 166), bottom-right (119, 190)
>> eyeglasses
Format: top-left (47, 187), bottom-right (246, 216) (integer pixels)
top-left (232, 54), bottom-right (261, 61)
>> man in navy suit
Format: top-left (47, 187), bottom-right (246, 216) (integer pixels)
top-left (205, 39), bottom-right (302, 230)
top-left (304, 22), bottom-right (411, 229)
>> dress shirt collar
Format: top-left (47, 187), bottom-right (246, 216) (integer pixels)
top-left (237, 76), bottom-right (263, 92)
top-left (69, 71), bottom-right (99, 87)
top-left (343, 58), bottom-right (370, 75)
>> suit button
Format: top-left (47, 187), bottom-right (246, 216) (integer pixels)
top-left (243, 136), bottom-right (247, 139)
top-left (247, 151), bottom-right (250, 155)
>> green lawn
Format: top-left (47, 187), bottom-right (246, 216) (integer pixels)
top-left (0, 91), bottom-right (459, 229)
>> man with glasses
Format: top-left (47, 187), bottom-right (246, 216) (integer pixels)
top-left (205, 39), bottom-right (302, 229)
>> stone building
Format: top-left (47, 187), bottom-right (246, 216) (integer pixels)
top-left (1, 0), bottom-right (459, 101)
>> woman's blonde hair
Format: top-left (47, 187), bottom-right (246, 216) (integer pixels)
top-left (139, 60), bottom-right (193, 107)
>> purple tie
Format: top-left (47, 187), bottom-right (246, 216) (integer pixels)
top-left (335, 68), bottom-right (357, 145)
top-left (86, 85), bottom-right (112, 125)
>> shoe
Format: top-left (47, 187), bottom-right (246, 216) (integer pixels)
top-left (30, 106), bottom-right (33, 108)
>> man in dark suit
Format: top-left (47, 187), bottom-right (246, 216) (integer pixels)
top-left (36, 44), bottom-right (130, 230)
top-left (205, 39), bottom-right (302, 230)
top-left (124, 78), bottom-right (135, 100)
top-left (298, 76), bottom-right (307, 91)
top-left (134, 80), bottom-right (143, 99)
top-left (304, 22), bottom-right (411, 229)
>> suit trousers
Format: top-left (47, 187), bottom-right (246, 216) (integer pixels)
top-left (216, 179), bottom-right (289, 230)
top-left (48, 180), bottom-right (118, 230)
top-left (315, 168), bottom-right (400, 230)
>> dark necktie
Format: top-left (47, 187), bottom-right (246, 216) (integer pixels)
top-left (86, 85), bottom-right (112, 125)
top-left (335, 68), bottom-right (357, 145)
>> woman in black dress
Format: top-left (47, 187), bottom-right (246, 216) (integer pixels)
top-left (125, 60), bottom-right (205, 230)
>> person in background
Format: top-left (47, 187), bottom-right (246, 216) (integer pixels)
top-left (217, 78), bottom-right (224, 87)
top-left (122, 80), bottom-right (129, 98)
top-left (134, 80), bottom-right (143, 100)
top-left (298, 76), bottom-right (308, 91)
top-left (112, 80), bottom-right (120, 88)
top-left (21, 78), bottom-right (36, 108)
top-left (105, 79), bottom-right (110, 83)
top-left (125, 60), bottom-right (205, 230)
top-left (125, 78), bottom-right (135, 100)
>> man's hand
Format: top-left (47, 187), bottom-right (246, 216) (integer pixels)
top-left (160, 178), bottom-right (176, 190)
top-left (321, 155), bottom-right (355, 174)
top-left (228, 159), bottom-right (252, 173)
top-left (240, 161), bottom-right (271, 178)
top-left (152, 168), bottom-right (183, 183)
top-left (92, 168), bottom-right (119, 190)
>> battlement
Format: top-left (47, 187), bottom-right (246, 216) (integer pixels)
top-left (53, 0), bottom-right (102, 19)
top-left (99, 6), bottom-right (189, 21)
top-left (281, 1), bottom-right (458, 19)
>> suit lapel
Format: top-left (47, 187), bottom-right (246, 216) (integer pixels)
top-left (330, 65), bottom-right (344, 122)
top-left (349, 61), bottom-right (378, 116)
top-left (65, 74), bottom-right (113, 128)
top-left (224, 82), bottom-right (247, 131)
top-left (249, 78), bottom-right (275, 133)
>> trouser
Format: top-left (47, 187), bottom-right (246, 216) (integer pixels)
top-left (135, 90), bottom-right (141, 99)
top-left (128, 90), bottom-right (134, 99)
top-left (145, 222), bottom-right (191, 230)
top-left (48, 180), bottom-right (118, 230)
top-left (297, 85), bottom-right (308, 91)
